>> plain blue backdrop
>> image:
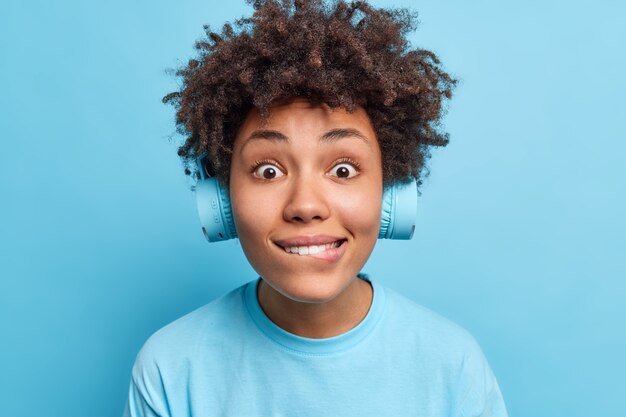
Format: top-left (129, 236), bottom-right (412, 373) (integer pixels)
top-left (1, 1), bottom-right (624, 416)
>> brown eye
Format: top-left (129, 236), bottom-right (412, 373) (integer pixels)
top-left (329, 163), bottom-right (358, 179)
top-left (253, 163), bottom-right (284, 179)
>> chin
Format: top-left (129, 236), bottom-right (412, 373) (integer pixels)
top-left (266, 272), bottom-right (356, 304)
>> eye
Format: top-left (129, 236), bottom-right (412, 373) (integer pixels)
top-left (253, 163), bottom-right (285, 180)
top-left (329, 162), bottom-right (359, 179)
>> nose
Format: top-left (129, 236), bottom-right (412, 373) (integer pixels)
top-left (282, 175), bottom-right (331, 224)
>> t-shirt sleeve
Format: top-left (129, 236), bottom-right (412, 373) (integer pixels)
top-left (456, 339), bottom-right (508, 417)
top-left (122, 344), bottom-right (172, 417)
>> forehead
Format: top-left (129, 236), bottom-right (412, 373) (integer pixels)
top-left (233, 99), bottom-right (379, 151)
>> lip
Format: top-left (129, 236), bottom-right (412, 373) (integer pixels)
top-left (273, 235), bottom-right (349, 263)
top-left (273, 235), bottom-right (346, 248)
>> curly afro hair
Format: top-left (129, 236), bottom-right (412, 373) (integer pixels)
top-left (163, 0), bottom-right (456, 187)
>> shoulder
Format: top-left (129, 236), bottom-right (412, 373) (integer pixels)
top-left (378, 285), bottom-right (508, 417)
top-left (132, 282), bottom-right (249, 374)
top-left (381, 285), bottom-right (481, 355)
top-left (126, 283), bottom-right (254, 415)
top-left (378, 284), bottom-right (491, 389)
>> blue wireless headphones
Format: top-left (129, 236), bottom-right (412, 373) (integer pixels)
top-left (195, 156), bottom-right (417, 242)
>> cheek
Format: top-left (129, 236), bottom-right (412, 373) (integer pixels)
top-left (230, 187), bottom-right (273, 272)
top-left (230, 183), bottom-right (278, 241)
top-left (331, 186), bottom-right (382, 235)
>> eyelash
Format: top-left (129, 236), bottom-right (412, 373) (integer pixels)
top-left (250, 159), bottom-right (280, 173)
top-left (328, 157), bottom-right (361, 179)
top-left (333, 157), bottom-right (360, 170)
top-left (249, 158), bottom-right (361, 177)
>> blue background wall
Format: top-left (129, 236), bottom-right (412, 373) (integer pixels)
top-left (1, 1), bottom-right (624, 416)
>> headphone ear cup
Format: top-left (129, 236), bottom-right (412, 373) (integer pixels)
top-left (195, 152), bottom-right (415, 243)
top-left (379, 181), bottom-right (418, 240)
top-left (195, 177), bottom-right (237, 242)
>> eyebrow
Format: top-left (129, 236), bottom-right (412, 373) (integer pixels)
top-left (240, 127), bottom-right (372, 153)
top-left (246, 130), bottom-right (289, 141)
top-left (320, 128), bottom-right (371, 147)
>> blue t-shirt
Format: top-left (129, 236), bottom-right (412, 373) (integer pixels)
top-left (124, 279), bottom-right (508, 417)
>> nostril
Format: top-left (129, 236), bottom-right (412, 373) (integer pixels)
top-left (291, 214), bottom-right (324, 222)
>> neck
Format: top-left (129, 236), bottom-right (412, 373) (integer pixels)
top-left (257, 277), bottom-right (373, 339)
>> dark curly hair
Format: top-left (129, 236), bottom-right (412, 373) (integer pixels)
top-left (163, 0), bottom-right (456, 187)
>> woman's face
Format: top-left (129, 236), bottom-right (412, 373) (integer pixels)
top-left (229, 99), bottom-right (383, 304)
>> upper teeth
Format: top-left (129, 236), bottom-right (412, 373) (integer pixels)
top-left (284, 241), bottom-right (341, 255)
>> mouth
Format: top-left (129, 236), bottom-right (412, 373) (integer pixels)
top-left (280, 240), bottom-right (346, 256)
top-left (273, 236), bottom-right (348, 261)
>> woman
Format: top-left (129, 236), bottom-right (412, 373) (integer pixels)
top-left (124, 1), bottom-right (508, 416)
